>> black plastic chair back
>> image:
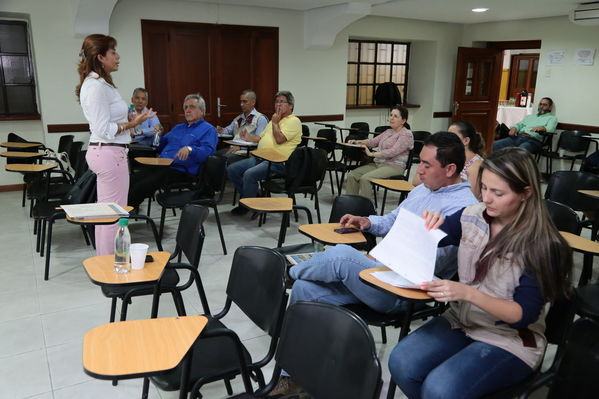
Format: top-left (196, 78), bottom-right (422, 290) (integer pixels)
top-left (226, 247), bottom-right (287, 336)
top-left (176, 204), bottom-right (209, 267)
top-left (329, 194), bottom-right (375, 223)
top-left (343, 134), bottom-right (368, 162)
top-left (196, 155), bottom-right (227, 199)
top-left (558, 130), bottom-right (590, 153)
top-left (375, 125), bottom-right (390, 133)
top-left (411, 131), bottom-right (431, 163)
top-left (57, 134), bottom-right (74, 154)
top-left (546, 318), bottom-right (599, 399)
top-left (544, 296), bottom-right (575, 347)
top-left (545, 171), bottom-right (599, 212)
top-left (6, 132), bottom-right (36, 165)
top-left (275, 302), bottom-right (382, 399)
top-left (545, 199), bottom-right (580, 235)
top-left (314, 128), bottom-right (337, 154)
top-left (351, 121), bottom-right (370, 136)
top-left (301, 124), bottom-right (310, 136)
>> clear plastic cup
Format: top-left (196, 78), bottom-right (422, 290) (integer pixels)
top-left (130, 243), bottom-right (149, 270)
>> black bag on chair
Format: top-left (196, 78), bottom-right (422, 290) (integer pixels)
top-left (374, 82), bottom-right (402, 106)
top-left (63, 169), bottom-right (97, 204)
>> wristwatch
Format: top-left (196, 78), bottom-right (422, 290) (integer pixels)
top-left (186, 146), bottom-right (192, 152)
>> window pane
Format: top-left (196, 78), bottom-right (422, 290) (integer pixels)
top-left (392, 65), bottom-right (406, 84)
top-left (2, 55), bottom-right (31, 84)
top-left (358, 85), bottom-right (373, 105)
top-left (348, 42), bottom-right (359, 63)
top-left (346, 86), bottom-right (357, 105)
top-left (359, 64), bottom-right (374, 84)
top-left (0, 23), bottom-right (28, 53)
top-left (479, 62), bottom-right (491, 96)
top-left (347, 64), bottom-right (357, 84)
top-left (6, 86), bottom-right (36, 114)
top-left (360, 42), bottom-right (375, 63)
top-left (393, 44), bottom-right (407, 63)
top-left (376, 65), bottom-right (390, 84)
top-left (397, 85), bottom-right (405, 102)
top-left (377, 43), bottom-right (391, 63)
top-left (516, 59), bottom-right (529, 88)
top-left (531, 59), bottom-right (539, 89)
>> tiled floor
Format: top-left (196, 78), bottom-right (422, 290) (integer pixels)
top-left (0, 168), bottom-right (587, 399)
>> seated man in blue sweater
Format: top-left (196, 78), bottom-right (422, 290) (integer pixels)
top-left (128, 93), bottom-right (217, 209)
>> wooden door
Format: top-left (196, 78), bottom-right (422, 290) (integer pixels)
top-left (452, 47), bottom-right (503, 152)
top-left (141, 20), bottom-right (278, 132)
top-left (508, 54), bottom-right (539, 102)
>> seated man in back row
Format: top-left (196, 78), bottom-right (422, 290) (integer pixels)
top-left (492, 97), bottom-right (557, 154)
top-left (227, 90), bottom-right (301, 215)
top-left (128, 93), bottom-right (217, 209)
top-left (271, 132), bottom-right (478, 396)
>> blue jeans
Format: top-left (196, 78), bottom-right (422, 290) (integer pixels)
top-left (226, 156), bottom-right (286, 198)
top-left (492, 135), bottom-right (542, 154)
top-left (389, 317), bottom-right (533, 399)
top-left (288, 245), bottom-right (405, 313)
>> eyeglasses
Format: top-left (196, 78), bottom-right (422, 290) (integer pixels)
top-left (274, 100), bottom-right (288, 104)
top-left (539, 103), bottom-right (551, 106)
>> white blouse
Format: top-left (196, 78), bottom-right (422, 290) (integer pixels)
top-left (80, 72), bottom-right (129, 144)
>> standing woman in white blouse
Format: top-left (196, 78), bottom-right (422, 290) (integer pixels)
top-left (76, 34), bottom-right (154, 255)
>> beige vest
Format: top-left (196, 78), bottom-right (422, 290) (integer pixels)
top-left (442, 203), bottom-right (547, 369)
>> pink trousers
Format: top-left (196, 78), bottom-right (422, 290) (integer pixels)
top-left (85, 145), bottom-right (129, 255)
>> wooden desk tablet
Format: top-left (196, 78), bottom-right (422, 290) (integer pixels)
top-left (66, 205), bottom-right (134, 225)
top-left (134, 157), bottom-right (173, 166)
top-left (578, 190), bottom-right (599, 200)
top-left (5, 163), bottom-right (56, 173)
top-left (339, 142), bottom-right (365, 148)
top-left (83, 251), bottom-right (171, 287)
top-left (1, 151), bottom-right (43, 158)
top-left (251, 148), bottom-right (288, 163)
top-left (0, 141), bottom-right (43, 149)
top-left (560, 231), bottom-right (599, 285)
top-left (299, 222), bottom-right (366, 245)
top-left (371, 178), bottom-right (415, 192)
top-left (359, 266), bottom-right (432, 300)
top-left (240, 197), bottom-right (293, 212)
top-left (303, 136), bottom-right (327, 141)
top-left (83, 315), bottom-right (207, 379)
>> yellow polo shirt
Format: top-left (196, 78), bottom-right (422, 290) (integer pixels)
top-left (257, 114), bottom-right (301, 158)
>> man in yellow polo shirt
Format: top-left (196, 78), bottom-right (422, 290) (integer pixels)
top-left (228, 90), bottom-right (301, 215)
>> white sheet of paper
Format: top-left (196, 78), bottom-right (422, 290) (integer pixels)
top-left (369, 208), bottom-right (447, 286)
top-left (229, 139), bottom-right (257, 146)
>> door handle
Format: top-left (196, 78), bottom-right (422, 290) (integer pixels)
top-left (217, 97), bottom-right (227, 118)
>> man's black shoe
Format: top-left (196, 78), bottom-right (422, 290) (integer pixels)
top-left (231, 206), bottom-right (249, 215)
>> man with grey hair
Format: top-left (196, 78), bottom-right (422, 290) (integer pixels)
top-left (128, 93), bottom-right (217, 209)
top-left (228, 90), bottom-right (302, 215)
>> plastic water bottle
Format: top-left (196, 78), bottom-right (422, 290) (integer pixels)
top-left (114, 218), bottom-right (131, 274)
top-left (128, 105), bottom-right (142, 136)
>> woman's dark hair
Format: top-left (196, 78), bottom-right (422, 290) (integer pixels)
top-left (391, 105), bottom-right (409, 121)
top-left (449, 121), bottom-right (485, 156)
top-left (424, 131), bottom-right (465, 177)
top-left (75, 34), bottom-right (117, 100)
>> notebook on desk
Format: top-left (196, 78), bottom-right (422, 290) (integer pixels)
top-left (228, 139), bottom-right (257, 146)
top-left (369, 208), bottom-right (446, 288)
top-left (61, 203), bottom-right (129, 220)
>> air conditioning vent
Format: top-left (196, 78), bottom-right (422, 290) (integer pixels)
top-left (570, 2), bottom-right (599, 25)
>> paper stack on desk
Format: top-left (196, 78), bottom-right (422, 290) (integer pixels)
top-left (61, 203), bottom-right (129, 220)
top-left (369, 208), bottom-right (446, 288)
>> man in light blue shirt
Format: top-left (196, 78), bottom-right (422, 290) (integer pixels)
top-left (129, 88), bottom-right (162, 147)
top-left (493, 97), bottom-right (557, 154)
top-left (288, 132), bottom-right (478, 314)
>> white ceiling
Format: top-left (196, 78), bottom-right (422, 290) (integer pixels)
top-left (189, 0), bottom-right (582, 24)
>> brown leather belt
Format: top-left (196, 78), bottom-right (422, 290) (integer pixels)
top-left (89, 142), bottom-right (129, 148)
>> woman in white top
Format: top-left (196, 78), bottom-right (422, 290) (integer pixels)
top-left (413, 121), bottom-right (484, 198)
top-left (76, 34), bottom-right (153, 255)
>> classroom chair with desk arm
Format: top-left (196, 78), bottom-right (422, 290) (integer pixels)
top-left (228, 301), bottom-right (383, 399)
top-left (146, 246), bottom-right (289, 399)
top-left (101, 204), bottom-right (211, 322)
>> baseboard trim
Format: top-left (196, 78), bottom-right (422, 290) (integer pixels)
top-left (0, 183), bottom-right (25, 192)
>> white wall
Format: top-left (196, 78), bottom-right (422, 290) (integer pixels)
top-left (462, 16), bottom-right (599, 127)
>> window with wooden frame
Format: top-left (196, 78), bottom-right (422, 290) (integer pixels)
top-left (346, 39), bottom-right (410, 108)
top-left (0, 20), bottom-right (39, 120)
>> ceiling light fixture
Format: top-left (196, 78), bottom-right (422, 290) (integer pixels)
top-left (472, 8), bottom-right (489, 13)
